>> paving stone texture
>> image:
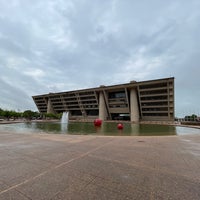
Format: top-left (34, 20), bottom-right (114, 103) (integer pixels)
top-left (0, 131), bottom-right (200, 199)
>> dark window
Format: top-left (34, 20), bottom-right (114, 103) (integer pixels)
top-left (139, 83), bottom-right (167, 89)
top-left (108, 91), bottom-right (126, 99)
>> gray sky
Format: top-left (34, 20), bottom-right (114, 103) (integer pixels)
top-left (0, 0), bottom-right (200, 117)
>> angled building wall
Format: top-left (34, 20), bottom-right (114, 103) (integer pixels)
top-left (99, 91), bottom-right (107, 121)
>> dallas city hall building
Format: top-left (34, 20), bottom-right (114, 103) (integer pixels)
top-left (32, 77), bottom-right (174, 122)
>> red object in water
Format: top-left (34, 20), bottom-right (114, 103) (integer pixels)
top-left (94, 119), bottom-right (102, 126)
top-left (117, 123), bottom-right (123, 130)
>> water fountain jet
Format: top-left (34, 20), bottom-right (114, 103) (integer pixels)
top-left (61, 111), bottom-right (69, 133)
top-left (61, 111), bottom-right (69, 124)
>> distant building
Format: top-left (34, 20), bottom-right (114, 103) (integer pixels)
top-left (32, 77), bottom-right (174, 122)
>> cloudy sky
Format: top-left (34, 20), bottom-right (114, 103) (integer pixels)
top-left (0, 0), bottom-right (200, 117)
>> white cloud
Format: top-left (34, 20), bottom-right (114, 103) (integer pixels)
top-left (5, 56), bottom-right (29, 70)
top-left (112, 46), bottom-right (171, 84)
top-left (48, 27), bottom-right (77, 50)
top-left (23, 68), bottom-right (45, 79)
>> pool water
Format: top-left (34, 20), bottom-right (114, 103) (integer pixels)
top-left (0, 122), bottom-right (200, 136)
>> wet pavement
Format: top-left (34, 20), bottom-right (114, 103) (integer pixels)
top-left (0, 132), bottom-right (200, 199)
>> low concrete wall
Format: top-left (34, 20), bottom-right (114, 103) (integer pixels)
top-left (181, 121), bottom-right (200, 126)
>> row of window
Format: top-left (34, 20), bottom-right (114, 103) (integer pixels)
top-left (70, 110), bottom-right (99, 116)
top-left (141, 102), bottom-right (168, 106)
top-left (143, 113), bottom-right (168, 116)
top-left (141, 96), bottom-right (168, 101)
top-left (108, 91), bottom-right (126, 99)
top-left (51, 98), bottom-right (97, 103)
top-left (35, 100), bottom-right (46, 104)
top-left (142, 107), bottom-right (168, 111)
top-left (139, 83), bottom-right (167, 89)
top-left (109, 104), bottom-right (128, 108)
top-left (140, 89), bottom-right (168, 95)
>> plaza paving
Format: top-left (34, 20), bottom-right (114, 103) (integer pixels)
top-left (0, 131), bottom-right (200, 199)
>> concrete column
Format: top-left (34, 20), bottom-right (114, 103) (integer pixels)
top-left (130, 88), bottom-right (139, 122)
top-left (47, 98), bottom-right (55, 114)
top-left (99, 92), bottom-right (107, 121)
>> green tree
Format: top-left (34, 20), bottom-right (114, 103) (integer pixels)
top-left (185, 114), bottom-right (197, 121)
top-left (191, 114), bottom-right (197, 121)
top-left (0, 108), bottom-right (42, 120)
top-left (0, 108), bottom-right (3, 117)
top-left (9, 110), bottom-right (20, 120)
top-left (3, 110), bottom-right (12, 120)
top-left (44, 113), bottom-right (61, 119)
top-left (23, 110), bottom-right (35, 120)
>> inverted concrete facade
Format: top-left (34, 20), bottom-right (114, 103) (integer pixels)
top-left (32, 77), bottom-right (175, 122)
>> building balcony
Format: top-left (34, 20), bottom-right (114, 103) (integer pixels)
top-left (140, 93), bottom-right (168, 97)
top-left (139, 86), bottom-right (168, 91)
top-left (142, 110), bottom-right (168, 113)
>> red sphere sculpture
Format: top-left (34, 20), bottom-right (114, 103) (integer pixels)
top-left (117, 123), bottom-right (123, 130)
top-left (94, 119), bottom-right (102, 127)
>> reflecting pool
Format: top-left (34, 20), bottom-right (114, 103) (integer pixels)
top-left (0, 121), bottom-right (200, 136)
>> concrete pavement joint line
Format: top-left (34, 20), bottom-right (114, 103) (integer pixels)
top-left (3, 136), bottom-right (105, 166)
top-left (0, 146), bottom-right (58, 166)
top-left (33, 134), bottom-right (100, 143)
top-left (89, 154), bottom-right (158, 172)
top-left (0, 138), bottom-right (115, 196)
top-left (15, 189), bottom-right (33, 200)
top-left (54, 138), bottom-right (114, 170)
top-left (88, 154), bottom-right (200, 183)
